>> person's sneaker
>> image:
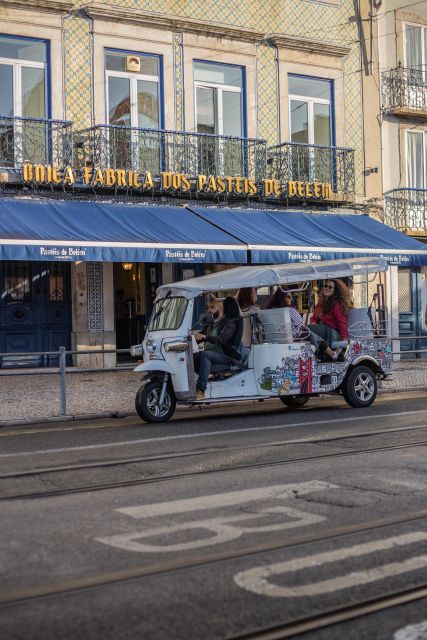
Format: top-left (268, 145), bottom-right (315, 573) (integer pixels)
top-left (196, 389), bottom-right (205, 400)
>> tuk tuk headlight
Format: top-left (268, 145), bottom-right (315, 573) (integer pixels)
top-left (145, 339), bottom-right (157, 353)
top-left (130, 344), bottom-right (143, 357)
top-left (164, 341), bottom-right (189, 353)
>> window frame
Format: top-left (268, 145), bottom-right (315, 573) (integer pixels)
top-left (406, 129), bottom-right (427, 189)
top-left (288, 73), bottom-right (334, 147)
top-left (193, 59), bottom-right (246, 138)
top-left (0, 33), bottom-right (49, 119)
top-left (404, 22), bottom-right (427, 74)
top-left (104, 48), bottom-right (163, 130)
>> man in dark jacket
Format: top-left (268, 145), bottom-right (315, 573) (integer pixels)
top-left (194, 296), bottom-right (241, 400)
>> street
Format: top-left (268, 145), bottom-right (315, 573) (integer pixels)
top-left (0, 391), bottom-right (427, 639)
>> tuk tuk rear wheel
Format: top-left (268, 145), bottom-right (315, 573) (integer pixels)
top-left (279, 395), bottom-right (309, 408)
top-left (135, 381), bottom-right (176, 423)
top-left (342, 365), bottom-right (377, 408)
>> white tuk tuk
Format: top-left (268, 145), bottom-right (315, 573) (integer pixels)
top-left (131, 257), bottom-right (392, 423)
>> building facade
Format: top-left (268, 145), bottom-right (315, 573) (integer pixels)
top-left (362, 0), bottom-right (427, 354)
top-left (1, 0), bottom-right (422, 367)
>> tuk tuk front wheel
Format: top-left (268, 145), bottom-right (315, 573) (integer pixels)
top-left (279, 395), bottom-right (309, 408)
top-left (135, 380), bottom-right (176, 423)
top-left (342, 365), bottom-right (377, 408)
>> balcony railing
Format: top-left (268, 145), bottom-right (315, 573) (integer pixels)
top-left (79, 125), bottom-right (267, 180)
top-left (384, 188), bottom-right (427, 234)
top-left (268, 142), bottom-right (355, 196)
top-left (381, 66), bottom-right (427, 116)
top-left (0, 115), bottom-right (73, 169)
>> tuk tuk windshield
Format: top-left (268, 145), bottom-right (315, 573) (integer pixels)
top-left (148, 296), bottom-right (188, 331)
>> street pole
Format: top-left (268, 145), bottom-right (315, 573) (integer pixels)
top-left (59, 346), bottom-right (67, 416)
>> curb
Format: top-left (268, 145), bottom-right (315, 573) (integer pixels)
top-left (1, 385), bottom-right (426, 428)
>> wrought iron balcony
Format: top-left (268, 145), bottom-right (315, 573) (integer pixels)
top-left (384, 188), bottom-right (427, 235)
top-left (268, 142), bottom-right (355, 196)
top-left (0, 115), bottom-right (73, 169)
top-left (79, 125), bottom-right (267, 180)
top-left (381, 66), bottom-right (427, 117)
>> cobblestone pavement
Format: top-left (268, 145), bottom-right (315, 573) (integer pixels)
top-left (0, 361), bottom-right (426, 424)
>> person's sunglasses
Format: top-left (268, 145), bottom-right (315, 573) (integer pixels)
top-left (323, 284), bottom-right (335, 290)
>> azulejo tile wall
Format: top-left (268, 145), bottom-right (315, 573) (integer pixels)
top-left (62, 0), bottom-right (363, 192)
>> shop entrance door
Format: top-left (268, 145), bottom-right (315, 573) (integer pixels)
top-left (0, 261), bottom-right (72, 367)
top-left (398, 267), bottom-right (427, 359)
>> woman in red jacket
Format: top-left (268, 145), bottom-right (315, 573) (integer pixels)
top-left (309, 279), bottom-right (350, 360)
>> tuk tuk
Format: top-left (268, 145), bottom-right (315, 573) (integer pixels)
top-left (130, 257), bottom-right (392, 423)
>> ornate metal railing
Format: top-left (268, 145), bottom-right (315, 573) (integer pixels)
top-left (0, 115), bottom-right (73, 169)
top-left (79, 125), bottom-right (267, 180)
top-left (381, 66), bottom-right (427, 113)
top-left (267, 142), bottom-right (355, 195)
top-left (384, 188), bottom-right (427, 233)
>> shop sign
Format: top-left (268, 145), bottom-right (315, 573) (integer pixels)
top-left (22, 164), bottom-right (334, 200)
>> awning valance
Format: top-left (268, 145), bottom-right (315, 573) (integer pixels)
top-left (0, 199), bottom-right (246, 263)
top-left (190, 207), bottom-right (427, 266)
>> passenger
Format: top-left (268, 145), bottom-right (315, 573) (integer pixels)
top-left (237, 287), bottom-right (259, 312)
top-left (308, 279), bottom-right (350, 358)
top-left (194, 296), bottom-right (241, 400)
top-left (266, 286), bottom-right (338, 361)
top-left (263, 286), bottom-right (287, 309)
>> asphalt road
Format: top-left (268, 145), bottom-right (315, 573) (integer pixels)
top-left (1, 391), bottom-right (427, 640)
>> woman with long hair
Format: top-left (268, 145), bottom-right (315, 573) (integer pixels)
top-left (237, 287), bottom-right (259, 312)
top-left (309, 278), bottom-right (350, 358)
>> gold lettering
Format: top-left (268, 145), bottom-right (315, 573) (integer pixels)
top-left (264, 179), bottom-right (273, 196)
top-left (288, 181), bottom-right (297, 197)
top-left (52, 167), bottom-right (62, 184)
top-left (313, 182), bottom-right (322, 197)
top-left (92, 168), bottom-right (104, 187)
top-left (34, 165), bottom-right (45, 183)
top-left (126, 170), bottom-right (136, 188)
top-left (297, 181), bottom-right (304, 197)
top-left (216, 177), bottom-right (225, 193)
top-left (322, 183), bottom-right (331, 198)
top-left (116, 170), bottom-right (126, 188)
top-left (197, 175), bottom-right (207, 191)
top-left (234, 177), bottom-right (243, 193)
top-left (172, 173), bottom-right (182, 190)
top-left (62, 166), bottom-right (75, 185)
top-left (83, 166), bottom-right (93, 185)
top-left (131, 171), bottom-right (140, 188)
top-left (181, 174), bottom-right (191, 192)
top-left (225, 176), bottom-right (234, 192)
top-left (305, 182), bottom-right (313, 198)
top-left (143, 171), bottom-right (154, 189)
top-left (248, 179), bottom-right (257, 195)
top-left (272, 179), bottom-right (280, 196)
top-left (207, 175), bottom-right (217, 192)
top-left (46, 165), bottom-right (53, 182)
top-left (22, 163), bottom-right (33, 182)
top-left (105, 169), bottom-right (116, 187)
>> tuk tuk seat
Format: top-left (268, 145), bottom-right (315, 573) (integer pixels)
top-left (331, 307), bottom-right (376, 348)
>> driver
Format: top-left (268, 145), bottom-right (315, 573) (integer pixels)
top-left (193, 296), bottom-right (241, 400)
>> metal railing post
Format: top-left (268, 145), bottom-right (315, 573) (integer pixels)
top-left (59, 346), bottom-right (67, 416)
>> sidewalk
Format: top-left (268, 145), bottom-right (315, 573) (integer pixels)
top-left (1, 360), bottom-right (426, 426)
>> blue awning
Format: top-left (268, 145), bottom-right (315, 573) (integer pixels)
top-left (0, 199), bottom-right (246, 263)
top-left (190, 207), bottom-right (427, 266)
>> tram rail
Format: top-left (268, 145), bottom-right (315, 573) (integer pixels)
top-left (2, 431), bottom-right (427, 501)
top-left (1, 509), bottom-right (427, 614)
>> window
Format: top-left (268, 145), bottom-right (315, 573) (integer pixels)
top-left (0, 35), bottom-right (48, 167)
top-left (105, 50), bottom-right (162, 172)
top-left (288, 75), bottom-right (333, 183)
top-left (405, 23), bottom-right (427, 81)
top-left (407, 131), bottom-right (427, 189)
top-left (194, 61), bottom-right (245, 175)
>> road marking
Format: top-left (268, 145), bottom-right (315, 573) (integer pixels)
top-left (96, 481), bottom-right (336, 553)
top-left (1, 409), bottom-right (427, 458)
top-left (118, 481), bottom-right (338, 519)
top-left (394, 620), bottom-right (427, 640)
top-left (234, 531), bottom-right (427, 598)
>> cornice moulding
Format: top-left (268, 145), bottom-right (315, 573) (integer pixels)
top-left (269, 33), bottom-right (350, 57)
top-left (0, 0), bottom-right (74, 12)
top-left (82, 3), bottom-right (265, 42)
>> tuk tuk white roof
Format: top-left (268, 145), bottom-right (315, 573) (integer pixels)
top-left (157, 257), bottom-right (388, 299)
